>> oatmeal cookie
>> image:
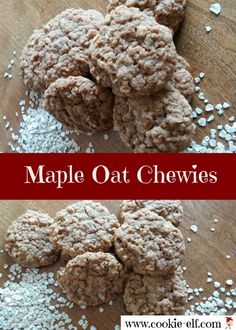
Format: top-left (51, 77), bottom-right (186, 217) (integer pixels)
top-left (124, 268), bottom-right (187, 314)
top-left (114, 219), bottom-right (185, 275)
top-left (20, 9), bottom-right (104, 92)
top-left (50, 201), bottom-right (120, 259)
top-left (89, 6), bottom-right (177, 98)
top-left (114, 84), bottom-right (194, 153)
top-left (107, 0), bottom-right (186, 32)
top-left (120, 200), bottom-right (183, 227)
top-left (57, 252), bottom-right (125, 306)
top-left (171, 55), bottom-right (194, 103)
top-left (5, 210), bottom-right (59, 268)
top-left (43, 76), bottom-right (114, 133)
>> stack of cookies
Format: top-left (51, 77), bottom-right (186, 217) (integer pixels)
top-left (115, 200), bottom-right (187, 314)
top-left (20, 1), bottom-right (195, 153)
top-left (4, 200), bottom-right (187, 315)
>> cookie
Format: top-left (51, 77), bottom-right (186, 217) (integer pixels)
top-left (114, 219), bottom-right (185, 275)
top-left (43, 76), bottom-right (114, 133)
top-left (171, 55), bottom-right (194, 103)
top-left (5, 210), bottom-right (59, 268)
top-left (49, 201), bottom-right (120, 259)
top-left (124, 268), bottom-right (187, 314)
top-left (57, 252), bottom-right (125, 306)
top-left (89, 6), bottom-right (177, 98)
top-left (107, 0), bottom-right (187, 32)
top-left (20, 9), bottom-right (104, 92)
top-left (120, 200), bottom-right (183, 227)
top-left (114, 84), bottom-right (194, 153)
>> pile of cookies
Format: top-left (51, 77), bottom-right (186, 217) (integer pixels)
top-left (5, 200), bottom-right (187, 315)
top-left (20, 1), bottom-right (195, 153)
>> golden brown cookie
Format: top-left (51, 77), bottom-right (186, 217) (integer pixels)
top-left (89, 6), bottom-right (177, 98)
top-left (113, 84), bottom-right (194, 153)
top-left (124, 267), bottom-right (187, 314)
top-left (5, 210), bottom-right (59, 268)
top-left (20, 9), bottom-right (104, 92)
top-left (57, 252), bottom-right (125, 306)
top-left (44, 76), bottom-right (114, 133)
top-left (50, 201), bottom-right (120, 259)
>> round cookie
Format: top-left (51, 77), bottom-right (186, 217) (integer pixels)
top-left (43, 76), bottom-right (114, 133)
top-left (171, 55), bottom-right (194, 103)
top-left (120, 200), bottom-right (183, 227)
top-left (20, 9), bottom-right (104, 92)
top-left (114, 84), bottom-right (194, 153)
top-left (57, 252), bottom-right (125, 306)
top-left (89, 6), bottom-right (177, 98)
top-left (107, 0), bottom-right (186, 32)
top-left (124, 268), bottom-right (187, 315)
top-left (5, 210), bottom-right (59, 268)
top-left (49, 201), bottom-right (120, 259)
top-left (114, 219), bottom-right (185, 275)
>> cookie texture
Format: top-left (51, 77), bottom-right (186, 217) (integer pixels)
top-left (107, 0), bottom-right (186, 32)
top-left (50, 201), bottom-right (120, 259)
top-left (114, 219), bottom-right (185, 275)
top-left (44, 76), bottom-right (114, 133)
top-left (57, 252), bottom-right (125, 306)
top-left (5, 210), bottom-right (59, 268)
top-left (124, 268), bottom-right (187, 314)
top-left (171, 55), bottom-right (194, 103)
top-left (114, 84), bottom-right (194, 153)
top-left (120, 200), bottom-right (183, 227)
top-left (20, 9), bottom-right (104, 92)
top-left (89, 6), bottom-right (177, 98)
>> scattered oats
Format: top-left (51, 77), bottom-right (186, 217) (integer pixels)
top-left (223, 102), bottom-right (230, 109)
top-left (205, 104), bottom-right (214, 112)
top-left (218, 109), bottom-right (224, 116)
top-left (199, 72), bottom-right (205, 79)
top-left (198, 92), bottom-right (205, 100)
top-left (99, 307), bottom-right (104, 313)
top-left (205, 26), bottom-right (212, 33)
top-left (195, 107), bottom-right (203, 115)
top-left (194, 77), bottom-right (201, 84)
top-left (209, 139), bottom-right (217, 147)
top-left (214, 282), bottom-right (221, 289)
top-left (210, 3), bottom-right (221, 15)
top-left (215, 104), bottom-right (223, 111)
top-left (197, 118), bottom-right (207, 127)
top-left (80, 304), bottom-right (87, 310)
top-left (190, 224), bottom-right (198, 233)
top-left (230, 289), bottom-right (236, 296)
top-left (226, 279), bottom-right (234, 286)
top-left (207, 114), bottom-right (215, 122)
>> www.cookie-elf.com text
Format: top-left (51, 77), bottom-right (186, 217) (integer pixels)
top-left (24, 165), bottom-right (218, 189)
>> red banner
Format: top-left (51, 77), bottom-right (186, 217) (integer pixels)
top-left (0, 153), bottom-right (234, 200)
